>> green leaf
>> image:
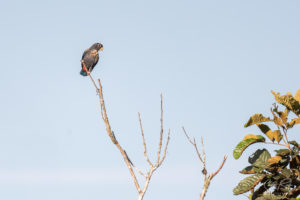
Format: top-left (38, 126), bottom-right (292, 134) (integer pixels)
top-left (275, 149), bottom-right (290, 156)
top-left (240, 166), bottom-right (263, 174)
top-left (233, 135), bottom-right (265, 159)
top-left (233, 174), bottom-right (266, 195)
top-left (244, 114), bottom-right (271, 128)
top-left (255, 193), bottom-right (286, 200)
top-left (249, 149), bottom-right (271, 169)
top-left (281, 168), bottom-right (292, 178)
top-left (252, 184), bottom-right (270, 200)
top-left (272, 91), bottom-right (300, 116)
top-left (239, 166), bottom-right (255, 174)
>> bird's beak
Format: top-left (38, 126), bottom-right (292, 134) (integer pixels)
top-left (100, 47), bottom-right (104, 51)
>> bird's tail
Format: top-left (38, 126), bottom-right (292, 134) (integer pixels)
top-left (80, 70), bottom-right (87, 76)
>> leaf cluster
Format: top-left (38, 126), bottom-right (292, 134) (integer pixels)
top-left (233, 89), bottom-right (300, 200)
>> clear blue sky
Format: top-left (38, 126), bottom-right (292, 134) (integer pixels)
top-left (0, 0), bottom-right (299, 199)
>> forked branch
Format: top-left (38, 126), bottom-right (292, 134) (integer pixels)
top-left (182, 127), bottom-right (227, 200)
top-left (87, 75), bottom-right (170, 200)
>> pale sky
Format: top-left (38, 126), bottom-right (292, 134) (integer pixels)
top-left (0, 0), bottom-right (299, 199)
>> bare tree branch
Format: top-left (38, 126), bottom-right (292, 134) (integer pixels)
top-left (182, 127), bottom-right (204, 164)
top-left (182, 126), bottom-right (227, 200)
top-left (200, 137), bottom-right (206, 172)
top-left (159, 129), bottom-right (171, 166)
top-left (211, 155), bottom-right (227, 178)
top-left (200, 155), bottom-right (227, 200)
top-left (138, 113), bottom-right (153, 167)
top-left (137, 94), bottom-right (170, 199)
top-left (81, 62), bottom-right (99, 94)
top-left (156, 94), bottom-right (164, 164)
top-left (132, 165), bottom-right (146, 178)
top-left (97, 78), bottom-right (141, 193)
top-left (87, 77), bottom-right (170, 200)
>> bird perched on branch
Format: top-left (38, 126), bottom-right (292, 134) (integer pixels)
top-left (80, 43), bottom-right (103, 76)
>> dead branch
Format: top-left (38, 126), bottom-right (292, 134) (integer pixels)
top-left (156, 94), bottom-right (164, 164)
top-left (87, 75), bottom-right (170, 200)
top-left (138, 113), bottom-right (153, 167)
top-left (182, 127), bottom-right (227, 200)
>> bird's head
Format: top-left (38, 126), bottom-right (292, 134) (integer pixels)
top-left (91, 43), bottom-right (103, 51)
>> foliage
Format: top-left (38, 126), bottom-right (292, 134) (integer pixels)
top-left (233, 135), bottom-right (265, 159)
top-left (233, 89), bottom-right (300, 200)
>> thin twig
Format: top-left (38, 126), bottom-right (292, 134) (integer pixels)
top-left (82, 62), bottom-right (99, 94)
top-left (138, 113), bottom-right (153, 167)
top-left (88, 74), bottom-right (99, 94)
top-left (282, 129), bottom-right (291, 151)
top-left (182, 127), bottom-right (204, 164)
top-left (264, 142), bottom-right (289, 147)
top-left (132, 165), bottom-right (146, 178)
top-left (200, 137), bottom-right (206, 170)
top-left (156, 94), bottom-right (164, 164)
top-left (211, 155), bottom-right (228, 177)
top-left (159, 129), bottom-right (171, 166)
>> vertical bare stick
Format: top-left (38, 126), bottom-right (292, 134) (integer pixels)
top-left (182, 127), bottom-right (227, 200)
top-left (156, 94), bottom-right (164, 164)
top-left (159, 129), bottom-right (171, 166)
top-left (138, 113), bottom-right (153, 167)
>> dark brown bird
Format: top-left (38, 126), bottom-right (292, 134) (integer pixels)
top-left (80, 43), bottom-right (103, 76)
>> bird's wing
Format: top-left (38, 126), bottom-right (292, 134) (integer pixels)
top-left (81, 49), bottom-right (89, 60)
top-left (90, 52), bottom-right (99, 71)
top-left (94, 53), bottom-right (99, 66)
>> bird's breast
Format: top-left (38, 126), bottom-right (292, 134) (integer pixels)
top-left (90, 49), bottom-right (98, 56)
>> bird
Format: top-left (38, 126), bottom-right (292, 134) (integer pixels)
top-left (80, 43), bottom-right (103, 76)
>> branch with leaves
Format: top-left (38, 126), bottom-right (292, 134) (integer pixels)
top-left (182, 127), bottom-right (227, 200)
top-left (87, 74), bottom-right (170, 200)
top-left (233, 89), bottom-right (300, 200)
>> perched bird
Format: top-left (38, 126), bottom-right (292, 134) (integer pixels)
top-left (80, 43), bottom-right (103, 76)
